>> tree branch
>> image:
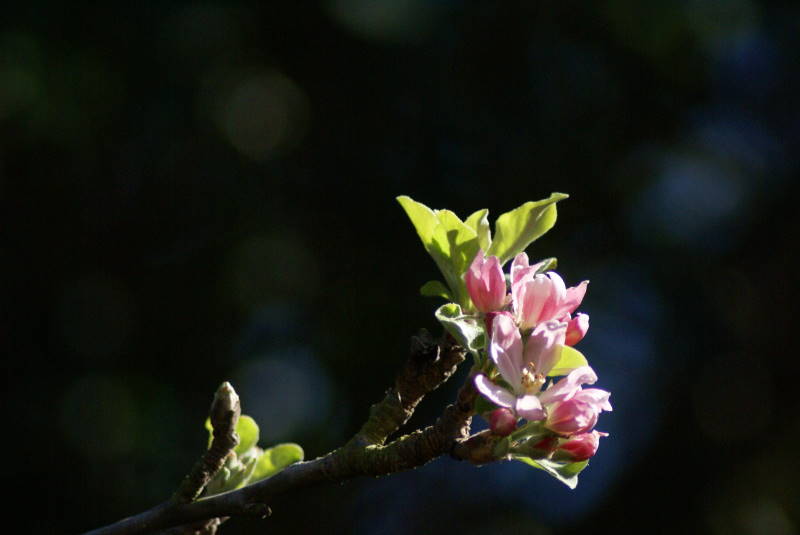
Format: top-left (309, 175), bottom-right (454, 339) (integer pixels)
top-left (172, 383), bottom-right (241, 504)
top-left (352, 330), bottom-right (465, 446)
top-left (82, 335), bottom-right (481, 535)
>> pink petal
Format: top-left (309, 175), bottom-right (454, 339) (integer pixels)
top-left (491, 313), bottom-right (523, 356)
top-left (515, 394), bottom-right (545, 421)
top-left (466, 250), bottom-right (506, 313)
top-left (511, 252), bottom-right (530, 285)
top-left (523, 320), bottom-right (567, 376)
top-left (545, 398), bottom-right (599, 435)
top-left (514, 275), bottom-right (551, 329)
top-left (561, 280), bottom-right (589, 315)
top-left (474, 374), bottom-right (516, 408)
top-left (565, 313), bottom-right (589, 346)
top-left (490, 343), bottom-right (522, 393)
top-left (483, 255), bottom-right (506, 311)
top-left (539, 366), bottom-right (597, 406)
top-left (575, 388), bottom-right (613, 412)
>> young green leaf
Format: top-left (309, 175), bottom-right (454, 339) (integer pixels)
top-left (512, 456), bottom-right (589, 489)
top-left (464, 208), bottom-right (492, 251)
top-left (397, 196), bottom-right (480, 307)
top-left (547, 346), bottom-right (589, 377)
top-left (396, 195), bottom-right (439, 246)
top-left (434, 303), bottom-right (485, 355)
top-left (204, 413), bottom-right (260, 455)
top-left (234, 415), bottom-right (260, 456)
top-left (251, 443), bottom-right (305, 482)
top-left (533, 257), bottom-right (558, 274)
top-left (486, 193), bottom-right (569, 265)
top-left (419, 280), bottom-right (452, 300)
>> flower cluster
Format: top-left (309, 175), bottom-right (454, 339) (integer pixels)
top-left (466, 250), bottom-right (611, 462)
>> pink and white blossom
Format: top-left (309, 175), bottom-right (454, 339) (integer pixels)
top-left (540, 366), bottom-right (612, 435)
top-left (473, 314), bottom-right (567, 421)
top-left (510, 253), bottom-right (588, 330)
top-left (465, 250), bottom-right (507, 313)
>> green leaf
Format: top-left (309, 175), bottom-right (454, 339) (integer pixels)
top-left (512, 456), bottom-right (589, 489)
top-left (534, 257), bottom-right (558, 274)
top-left (252, 443), bottom-right (305, 482)
top-left (234, 415), bottom-right (260, 456)
top-left (205, 449), bottom-right (261, 494)
top-left (396, 195), bottom-right (439, 246)
top-left (204, 417), bottom-right (213, 448)
top-left (434, 303), bottom-right (485, 355)
top-left (464, 209), bottom-right (492, 251)
top-left (228, 454), bottom-right (259, 489)
top-left (547, 346), bottom-right (589, 377)
top-left (397, 196), bottom-right (481, 307)
top-left (486, 193), bottom-right (569, 265)
top-left (204, 414), bottom-right (260, 456)
top-left (419, 280), bottom-right (452, 300)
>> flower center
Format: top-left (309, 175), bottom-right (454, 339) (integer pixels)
top-left (520, 363), bottom-right (545, 394)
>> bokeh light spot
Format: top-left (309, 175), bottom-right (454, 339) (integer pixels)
top-left (630, 152), bottom-right (747, 251)
top-left (212, 70), bottom-right (310, 161)
top-left (233, 347), bottom-right (332, 443)
top-left (0, 31), bottom-right (43, 119)
top-left (326, 0), bottom-right (443, 44)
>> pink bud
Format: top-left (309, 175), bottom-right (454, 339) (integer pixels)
top-left (488, 408), bottom-right (517, 436)
top-left (554, 431), bottom-right (607, 462)
top-left (564, 313), bottom-right (589, 346)
top-left (544, 386), bottom-right (611, 436)
top-left (546, 398), bottom-right (599, 435)
top-left (465, 250), bottom-right (507, 313)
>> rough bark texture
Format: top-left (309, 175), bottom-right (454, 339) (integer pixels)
top-left (82, 334), bottom-right (504, 535)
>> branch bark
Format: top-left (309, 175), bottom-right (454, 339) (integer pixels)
top-left (81, 334), bottom-right (496, 535)
top-left (172, 383), bottom-right (241, 504)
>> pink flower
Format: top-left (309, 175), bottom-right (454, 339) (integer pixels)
top-left (465, 250), bottom-right (507, 313)
top-left (539, 366), bottom-right (612, 435)
top-left (564, 313), bottom-right (590, 346)
top-left (511, 253), bottom-right (588, 330)
top-left (555, 431), bottom-right (608, 462)
top-left (473, 314), bottom-right (567, 421)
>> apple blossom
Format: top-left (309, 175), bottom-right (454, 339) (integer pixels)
top-left (465, 250), bottom-right (507, 313)
top-left (511, 253), bottom-right (588, 330)
top-left (473, 313), bottom-right (567, 421)
top-left (539, 366), bottom-right (612, 435)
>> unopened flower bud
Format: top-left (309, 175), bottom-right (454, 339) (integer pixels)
top-left (553, 431), bottom-right (607, 462)
top-left (466, 250), bottom-right (507, 313)
top-left (544, 385), bottom-right (611, 436)
top-left (545, 397), bottom-right (599, 436)
top-left (564, 313), bottom-right (589, 346)
top-left (488, 408), bottom-right (517, 436)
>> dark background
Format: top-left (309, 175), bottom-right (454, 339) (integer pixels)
top-left (4, 2), bottom-right (799, 534)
